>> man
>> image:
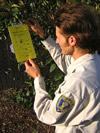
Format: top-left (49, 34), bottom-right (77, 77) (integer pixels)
top-left (25, 3), bottom-right (100, 133)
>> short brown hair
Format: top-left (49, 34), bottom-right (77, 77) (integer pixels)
top-left (55, 3), bottom-right (100, 54)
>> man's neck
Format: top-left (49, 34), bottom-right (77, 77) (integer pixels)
top-left (72, 47), bottom-right (90, 60)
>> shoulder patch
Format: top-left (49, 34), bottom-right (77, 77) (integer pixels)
top-left (56, 95), bottom-right (75, 113)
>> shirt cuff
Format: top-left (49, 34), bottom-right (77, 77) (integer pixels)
top-left (34, 76), bottom-right (46, 92)
top-left (40, 34), bottom-right (49, 41)
top-left (42, 36), bottom-right (60, 50)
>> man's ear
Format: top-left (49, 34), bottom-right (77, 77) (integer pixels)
top-left (68, 36), bottom-right (77, 46)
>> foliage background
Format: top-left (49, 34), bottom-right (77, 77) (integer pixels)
top-left (0, 0), bottom-right (100, 109)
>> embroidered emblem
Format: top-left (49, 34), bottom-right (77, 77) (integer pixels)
top-left (56, 95), bottom-right (75, 113)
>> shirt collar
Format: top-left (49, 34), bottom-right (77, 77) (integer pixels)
top-left (67, 53), bottom-right (95, 74)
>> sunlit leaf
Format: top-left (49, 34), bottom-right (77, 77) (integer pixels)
top-left (50, 63), bottom-right (56, 72)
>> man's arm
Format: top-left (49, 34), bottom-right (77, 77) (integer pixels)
top-left (26, 18), bottom-right (74, 74)
top-left (24, 59), bottom-right (75, 126)
top-left (41, 36), bottom-right (74, 74)
top-left (33, 76), bottom-right (75, 125)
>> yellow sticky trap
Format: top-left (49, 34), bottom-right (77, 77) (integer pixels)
top-left (8, 24), bottom-right (36, 62)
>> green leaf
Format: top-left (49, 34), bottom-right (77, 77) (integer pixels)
top-left (54, 73), bottom-right (64, 81)
top-left (50, 63), bottom-right (56, 72)
top-left (11, 4), bottom-right (20, 8)
top-left (12, 8), bottom-right (19, 15)
top-left (26, 91), bottom-right (30, 96)
top-left (0, 36), bottom-right (2, 40)
top-left (45, 58), bottom-right (52, 65)
top-left (5, 71), bottom-right (8, 75)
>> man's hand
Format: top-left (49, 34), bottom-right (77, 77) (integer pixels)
top-left (25, 59), bottom-right (41, 79)
top-left (25, 18), bottom-right (46, 39)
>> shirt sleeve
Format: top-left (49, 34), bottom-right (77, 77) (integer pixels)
top-left (41, 36), bottom-right (74, 74)
top-left (34, 77), bottom-right (75, 126)
top-left (33, 75), bottom-right (96, 127)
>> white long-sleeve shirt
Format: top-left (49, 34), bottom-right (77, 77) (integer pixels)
top-left (34, 37), bottom-right (100, 133)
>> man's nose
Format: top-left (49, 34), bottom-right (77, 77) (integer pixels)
top-left (56, 38), bottom-right (59, 44)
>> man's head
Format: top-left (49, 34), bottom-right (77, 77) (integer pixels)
top-left (55, 3), bottom-right (100, 55)
top-left (56, 26), bottom-right (76, 55)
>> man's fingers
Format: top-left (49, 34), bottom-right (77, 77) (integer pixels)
top-left (31, 24), bottom-right (38, 32)
top-left (29, 59), bottom-right (37, 67)
top-left (26, 18), bottom-right (38, 26)
top-left (25, 60), bottom-right (32, 68)
top-left (25, 59), bottom-right (36, 67)
top-left (24, 59), bottom-right (41, 78)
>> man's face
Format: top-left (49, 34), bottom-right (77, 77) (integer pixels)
top-left (56, 26), bottom-right (74, 55)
